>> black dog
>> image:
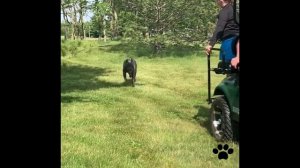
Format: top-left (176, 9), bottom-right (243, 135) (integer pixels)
top-left (123, 58), bottom-right (137, 86)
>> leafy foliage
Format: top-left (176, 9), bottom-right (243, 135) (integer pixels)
top-left (61, 0), bottom-right (220, 52)
top-left (61, 40), bottom-right (83, 57)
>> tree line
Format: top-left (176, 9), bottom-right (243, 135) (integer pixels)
top-left (61, 0), bottom-right (219, 48)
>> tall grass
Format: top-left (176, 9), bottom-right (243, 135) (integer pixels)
top-left (61, 40), bottom-right (239, 168)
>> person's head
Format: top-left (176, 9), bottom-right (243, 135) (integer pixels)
top-left (216, 0), bottom-right (231, 8)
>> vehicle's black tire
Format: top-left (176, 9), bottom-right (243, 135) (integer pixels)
top-left (210, 97), bottom-right (233, 141)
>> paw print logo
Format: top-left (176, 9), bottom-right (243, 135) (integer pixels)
top-left (213, 144), bottom-right (234, 160)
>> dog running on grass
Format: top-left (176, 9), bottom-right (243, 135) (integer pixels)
top-left (123, 58), bottom-right (137, 87)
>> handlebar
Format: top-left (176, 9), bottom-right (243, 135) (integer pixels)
top-left (211, 62), bottom-right (239, 75)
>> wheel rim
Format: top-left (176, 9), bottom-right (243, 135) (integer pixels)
top-left (211, 105), bottom-right (223, 140)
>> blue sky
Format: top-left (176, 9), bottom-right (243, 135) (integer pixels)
top-left (61, 11), bottom-right (93, 23)
top-left (61, 0), bottom-right (94, 23)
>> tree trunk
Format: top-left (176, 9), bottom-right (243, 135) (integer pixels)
top-left (64, 26), bottom-right (68, 40)
top-left (103, 16), bottom-right (107, 42)
top-left (110, 16), bottom-right (113, 39)
top-left (113, 10), bottom-right (118, 38)
top-left (110, 0), bottom-right (118, 39)
top-left (80, 12), bottom-right (84, 39)
top-left (73, 6), bottom-right (78, 39)
top-left (71, 25), bottom-right (75, 40)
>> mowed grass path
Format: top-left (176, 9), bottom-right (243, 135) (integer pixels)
top-left (61, 40), bottom-right (239, 168)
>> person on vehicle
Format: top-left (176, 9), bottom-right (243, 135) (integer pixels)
top-left (205, 0), bottom-right (239, 68)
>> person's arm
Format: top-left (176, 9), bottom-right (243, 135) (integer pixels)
top-left (206, 8), bottom-right (229, 55)
top-left (231, 39), bottom-right (239, 68)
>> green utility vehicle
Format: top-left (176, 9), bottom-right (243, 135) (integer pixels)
top-left (207, 0), bottom-right (239, 141)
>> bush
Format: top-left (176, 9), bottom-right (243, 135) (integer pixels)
top-left (61, 40), bottom-right (82, 57)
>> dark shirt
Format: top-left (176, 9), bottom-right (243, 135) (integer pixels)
top-left (209, 3), bottom-right (239, 46)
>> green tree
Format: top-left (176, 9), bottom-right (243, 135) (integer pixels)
top-left (92, 0), bottom-right (111, 42)
top-left (61, 0), bottom-right (89, 40)
top-left (65, 0), bottom-right (220, 48)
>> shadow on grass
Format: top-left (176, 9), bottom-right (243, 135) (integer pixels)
top-left (61, 80), bottom-right (145, 104)
top-left (61, 63), bottom-right (127, 94)
top-left (193, 105), bottom-right (211, 135)
top-left (61, 95), bottom-right (85, 103)
top-left (104, 42), bottom-right (202, 58)
top-left (98, 44), bottom-right (115, 49)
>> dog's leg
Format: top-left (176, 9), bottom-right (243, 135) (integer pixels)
top-left (133, 66), bottom-right (137, 82)
top-left (132, 79), bottom-right (135, 87)
top-left (134, 63), bottom-right (137, 81)
top-left (123, 71), bottom-right (127, 81)
top-left (130, 72), bottom-right (135, 87)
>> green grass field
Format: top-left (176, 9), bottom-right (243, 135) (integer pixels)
top-left (61, 40), bottom-right (239, 168)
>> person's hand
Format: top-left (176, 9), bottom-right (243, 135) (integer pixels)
top-left (205, 45), bottom-right (212, 55)
top-left (231, 57), bottom-right (239, 69)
